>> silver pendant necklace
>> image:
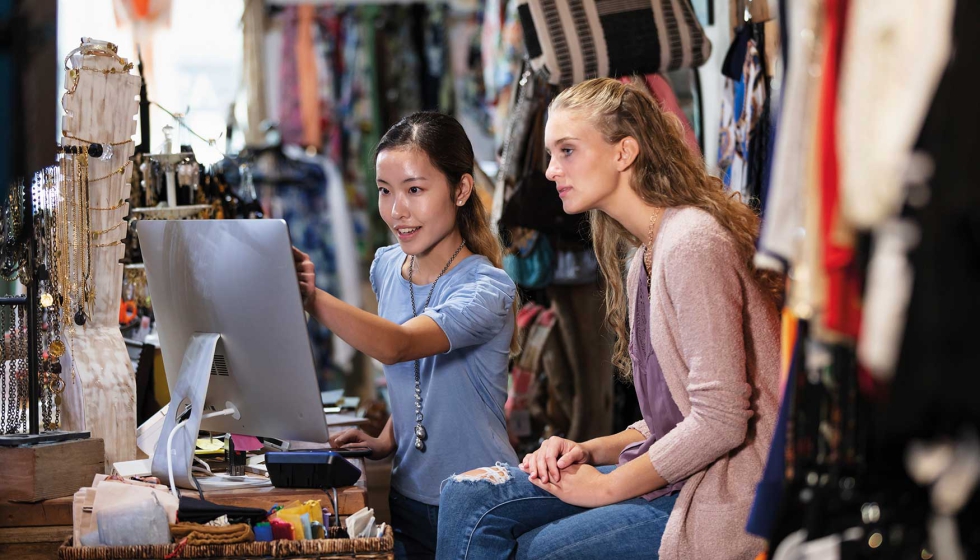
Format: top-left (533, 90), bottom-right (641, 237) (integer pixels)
top-left (407, 240), bottom-right (466, 452)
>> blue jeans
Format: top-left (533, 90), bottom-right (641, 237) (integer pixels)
top-left (436, 465), bottom-right (678, 560)
top-left (390, 488), bottom-right (439, 560)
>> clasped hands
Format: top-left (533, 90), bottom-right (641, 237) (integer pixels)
top-left (520, 436), bottom-right (613, 508)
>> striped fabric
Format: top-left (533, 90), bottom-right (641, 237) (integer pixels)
top-left (517, 0), bottom-right (711, 87)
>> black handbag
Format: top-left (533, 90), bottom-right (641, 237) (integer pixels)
top-left (498, 77), bottom-right (587, 238)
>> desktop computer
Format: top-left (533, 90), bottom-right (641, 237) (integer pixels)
top-left (138, 219), bottom-right (331, 490)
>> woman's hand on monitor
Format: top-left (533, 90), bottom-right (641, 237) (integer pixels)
top-left (292, 246), bottom-right (318, 312)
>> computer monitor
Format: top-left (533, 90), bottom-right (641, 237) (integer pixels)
top-left (138, 219), bottom-right (329, 489)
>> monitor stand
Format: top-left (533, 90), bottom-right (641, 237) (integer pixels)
top-left (150, 333), bottom-right (239, 491)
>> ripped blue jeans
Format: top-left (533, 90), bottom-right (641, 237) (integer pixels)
top-left (436, 465), bottom-right (677, 560)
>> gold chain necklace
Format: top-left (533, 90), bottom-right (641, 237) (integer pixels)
top-left (643, 208), bottom-right (664, 290)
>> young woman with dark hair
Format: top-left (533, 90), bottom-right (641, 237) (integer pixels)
top-left (294, 112), bottom-right (519, 560)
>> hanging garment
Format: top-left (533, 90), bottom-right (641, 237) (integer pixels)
top-left (242, 0), bottom-right (267, 146)
top-left (746, 311), bottom-right (800, 540)
top-left (755, 0), bottom-right (823, 274)
top-left (857, 218), bottom-right (918, 381)
top-left (836, 0), bottom-right (956, 230)
top-left (296, 5), bottom-right (322, 149)
top-left (516, 0), bottom-right (712, 87)
top-left (718, 25), bottom-right (767, 203)
top-left (277, 7), bottom-right (332, 148)
top-left (254, 151), bottom-right (349, 378)
top-left (276, 148), bottom-right (364, 363)
top-left (887, 0), bottom-right (980, 445)
top-left (816, 0), bottom-right (861, 339)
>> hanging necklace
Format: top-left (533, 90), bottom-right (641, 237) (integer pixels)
top-left (407, 240), bottom-right (466, 452)
top-left (643, 208), bottom-right (664, 290)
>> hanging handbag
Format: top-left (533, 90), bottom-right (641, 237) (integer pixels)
top-left (503, 227), bottom-right (555, 290)
top-left (497, 75), bottom-right (587, 237)
top-left (516, 0), bottom-right (712, 87)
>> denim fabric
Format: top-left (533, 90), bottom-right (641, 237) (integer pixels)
top-left (436, 465), bottom-right (678, 560)
top-left (390, 489), bottom-right (439, 560)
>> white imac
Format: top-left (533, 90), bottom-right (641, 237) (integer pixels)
top-left (138, 219), bottom-right (329, 490)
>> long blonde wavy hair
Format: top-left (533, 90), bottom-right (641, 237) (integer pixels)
top-left (550, 78), bottom-right (781, 379)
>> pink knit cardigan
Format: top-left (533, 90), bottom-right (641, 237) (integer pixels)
top-left (625, 207), bottom-right (781, 559)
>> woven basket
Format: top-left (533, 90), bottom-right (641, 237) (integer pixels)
top-left (59, 526), bottom-right (394, 559)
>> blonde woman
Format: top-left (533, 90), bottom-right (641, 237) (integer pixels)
top-left (436, 78), bottom-right (781, 560)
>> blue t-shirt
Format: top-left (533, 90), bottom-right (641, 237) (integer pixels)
top-left (371, 245), bottom-right (519, 505)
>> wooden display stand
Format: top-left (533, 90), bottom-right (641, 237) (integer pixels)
top-left (57, 41), bottom-right (141, 469)
top-left (0, 439), bottom-right (104, 503)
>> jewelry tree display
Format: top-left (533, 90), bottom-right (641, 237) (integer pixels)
top-left (56, 38), bottom-right (140, 467)
top-left (0, 176), bottom-right (36, 436)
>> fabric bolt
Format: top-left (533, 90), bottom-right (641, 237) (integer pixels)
top-left (371, 245), bottom-right (519, 506)
top-left (624, 207), bottom-right (781, 559)
top-left (437, 464), bottom-right (678, 560)
top-left (619, 261), bottom-right (687, 501)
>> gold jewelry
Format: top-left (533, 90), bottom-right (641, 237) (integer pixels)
top-left (49, 340), bottom-right (65, 359)
top-left (91, 221), bottom-right (125, 238)
top-left (80, 65), bottom-right (133, 75)
top-left (643, 208), bottom-right (664, 290)
top-left (40, 293), bottom-right (54, 308)
top-left (90, 199), bottom-right (128, 211)
top-left (88, 160), bottom-right (132, 183)
top-left (62, 134), bottom-right (133, 147)
top-left (92, 240), bottom-right (122, 248)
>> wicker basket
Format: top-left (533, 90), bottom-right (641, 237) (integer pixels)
top-left (58, 526), bottom-right (394, 559)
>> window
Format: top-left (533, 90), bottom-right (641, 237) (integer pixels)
top-left (57, 0), bottom-right (244, 163)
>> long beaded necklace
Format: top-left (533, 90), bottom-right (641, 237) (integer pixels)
top-left (407, 240), bottom-right (466, 452)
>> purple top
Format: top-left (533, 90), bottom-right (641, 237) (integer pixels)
top-left (618, 263), bottom-right (687, 500)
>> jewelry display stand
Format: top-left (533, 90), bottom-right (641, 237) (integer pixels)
top-left (57, 39), bottom-right (141, 468)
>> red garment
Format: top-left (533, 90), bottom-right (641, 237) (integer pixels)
top-left (621, 75), bottom-right (702, 157)
top-left (817, 0), bottom-right (862, 339)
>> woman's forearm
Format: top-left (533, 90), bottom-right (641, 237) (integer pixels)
top-left (581, 429), bottom-right (646, 466)
top-left (307, 288), bottom-right (449, 365)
